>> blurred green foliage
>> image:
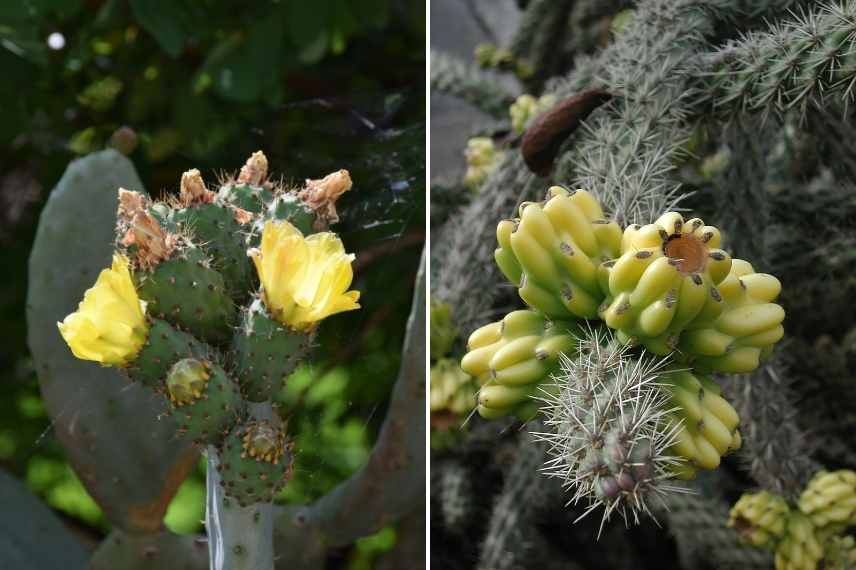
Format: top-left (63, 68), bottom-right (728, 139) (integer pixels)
top-left (1, 0), bottom-right (424, 566)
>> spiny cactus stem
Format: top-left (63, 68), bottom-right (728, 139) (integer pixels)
top-left (206, 402), bottom-right (275, 570)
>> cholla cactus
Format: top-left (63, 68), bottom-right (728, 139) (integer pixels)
top-left (57, 150), bottom-right (359, 568)
top-left (533, 326), bottom-right (688, 532)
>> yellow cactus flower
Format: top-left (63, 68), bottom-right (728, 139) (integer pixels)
top-left (57, 254), bottom-right (148, 366)
top-left (249, 220), bottom-right (360, 330)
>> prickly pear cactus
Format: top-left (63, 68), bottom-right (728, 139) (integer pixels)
top-left (52, 150), bottom-right (361, 569)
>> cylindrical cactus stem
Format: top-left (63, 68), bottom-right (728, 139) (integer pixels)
top-left (206, 402), bottom-right (277, 570)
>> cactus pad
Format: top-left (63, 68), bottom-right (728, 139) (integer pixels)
top-left (166, 358), bottom-right (244, 445)
top-left (217, 419), bottom-right (293, 507)
top-left (135, 246), bottom-right (236, 345)
top-left (217, 182), bottom-right (274, 215)
top-left (231, 299), bottom-right (311, 402)
top-left (170, 203), bottom-right (255, 299)
top-left (126, 318), bottom-right (210, 389)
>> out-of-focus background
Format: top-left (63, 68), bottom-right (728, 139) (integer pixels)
top-left (1, 1), bottom-right (424, 567)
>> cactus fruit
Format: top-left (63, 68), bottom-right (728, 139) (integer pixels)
top-left (498, 188), bottom-right (623, 321)
top-left (461, 310), bottom-right (579, 419)
top-left (134, 245), bottom-right (237, 345)
top-left (728, 490), bottom-right (791, 548)
top-left (798, 470), bottom-right (856, 529)
top-left (774, 513), bottom-right (824, 570)
top-left (680, 259), bottom-right (785, 373)
top-left (430, 359), bottom-right (477, 416)
top-left (510, 93), bottom-right (557, 135)
top-left (598, 212), bottom-right (732, 355)
top-left (231, 299), bottom-right (310, 402)
top-left (463, 137), bottom-right (503, 192)
top-left (217, 418), bottom-right (293, 507)
top-left (823, 536), bottom-right (856, 570)
top-left (660, 368), bottom-right (741, 479)
top-left (535, 327), bottom-right (686, 530)
top-left (165, 358), bottom-right (244, 444)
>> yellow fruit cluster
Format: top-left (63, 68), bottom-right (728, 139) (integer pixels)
top-left (430, 359), bottom-right (478, 417)
top-left (461, 310), bottom-right (579, 418)
top-left (730, 470), bottom-right (856, 570)
top-left (728, 490), bottom-right (790, 547)
top-left (494, 188), bottom-right (622, 320)
top-left (599, 212), bottom-right (732, 355)
top-left (661, 368), bottom-right (741, 478)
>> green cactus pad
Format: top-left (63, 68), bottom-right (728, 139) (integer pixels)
top-left (232, 299), bottom-right (311, 402)
top-left (598, 212), bottom-right (732, 355)
top-left (170, 203), bottom-right (255, 299)
top-left (266, 194), bottom-right (315, 234)
top-left (660, 368), bottom-right (741, 479)
top-left (217, 183), bottom-right (274, 215)
top-left (165, 358), bottom-right (244, 445)
top-left (461, 309), bottom-right (579, 419)
top-left (496, 187), bottom-right (622, 320)
top-left (135, 246), bottom-right (236, 345)
top-left (126, 318), bottom-right (210, 389)
top-left (217, 419), bottom-right (293, 507)
top-left (679, 259), bottom-right (785, 373)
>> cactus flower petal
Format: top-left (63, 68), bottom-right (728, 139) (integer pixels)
top-left (57, 253), bottom-right (148, 366)
top-left (250, 220), bottom-right (360, 331)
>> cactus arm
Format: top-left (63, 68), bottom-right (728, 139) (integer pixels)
top-left (206, 403), bottom-right (276, 570)
top-left (276, 252), bottom-right (426, 548)
top-left (430, 50), bottom-right (517, 117)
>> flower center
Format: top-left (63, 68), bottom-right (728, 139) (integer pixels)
top-left (663, 233), bottom-right (707, 274)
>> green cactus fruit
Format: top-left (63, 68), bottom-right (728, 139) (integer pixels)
top-left (774, 513), bottom-right (824, 570)
top-left (135, 246), bottom-right (236, 345)
top-left (217, 418), bottom-right (293, 507)
top-left (461, 309), bottom-right (579, 419)
top-left (232, 299), bottom-right (311, 402)
top-left (680, 258), bottom-right (785, 373)
top-left (660, 368), bottom-right (741, 479)
top-left (126, 318), bottom-right (209, 389)
top-left (430, 359), bottom-right (477, 416)
top-left (165, 358), bottom-right (244, 445)
top-left (498, 187), bottom-right (623, 320)
top-left (728, 490), bottom-right (791, 548)
top-left (170, 203), bottom-right (255, 299)
top-left (598, 212), bottom-right (732, 355)
top-left (798, 470), bottom-right (856, 529)
top-left (430, 301), bottom-right (458, 360)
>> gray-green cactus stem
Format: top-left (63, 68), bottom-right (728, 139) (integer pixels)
top-left (206, 402), bottom-right (276, 570)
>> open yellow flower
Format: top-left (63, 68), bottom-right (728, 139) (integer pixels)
top-left (57, 254), bottom-right (149, 366)
top-left (249, 220), bottom-right (360, 330)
